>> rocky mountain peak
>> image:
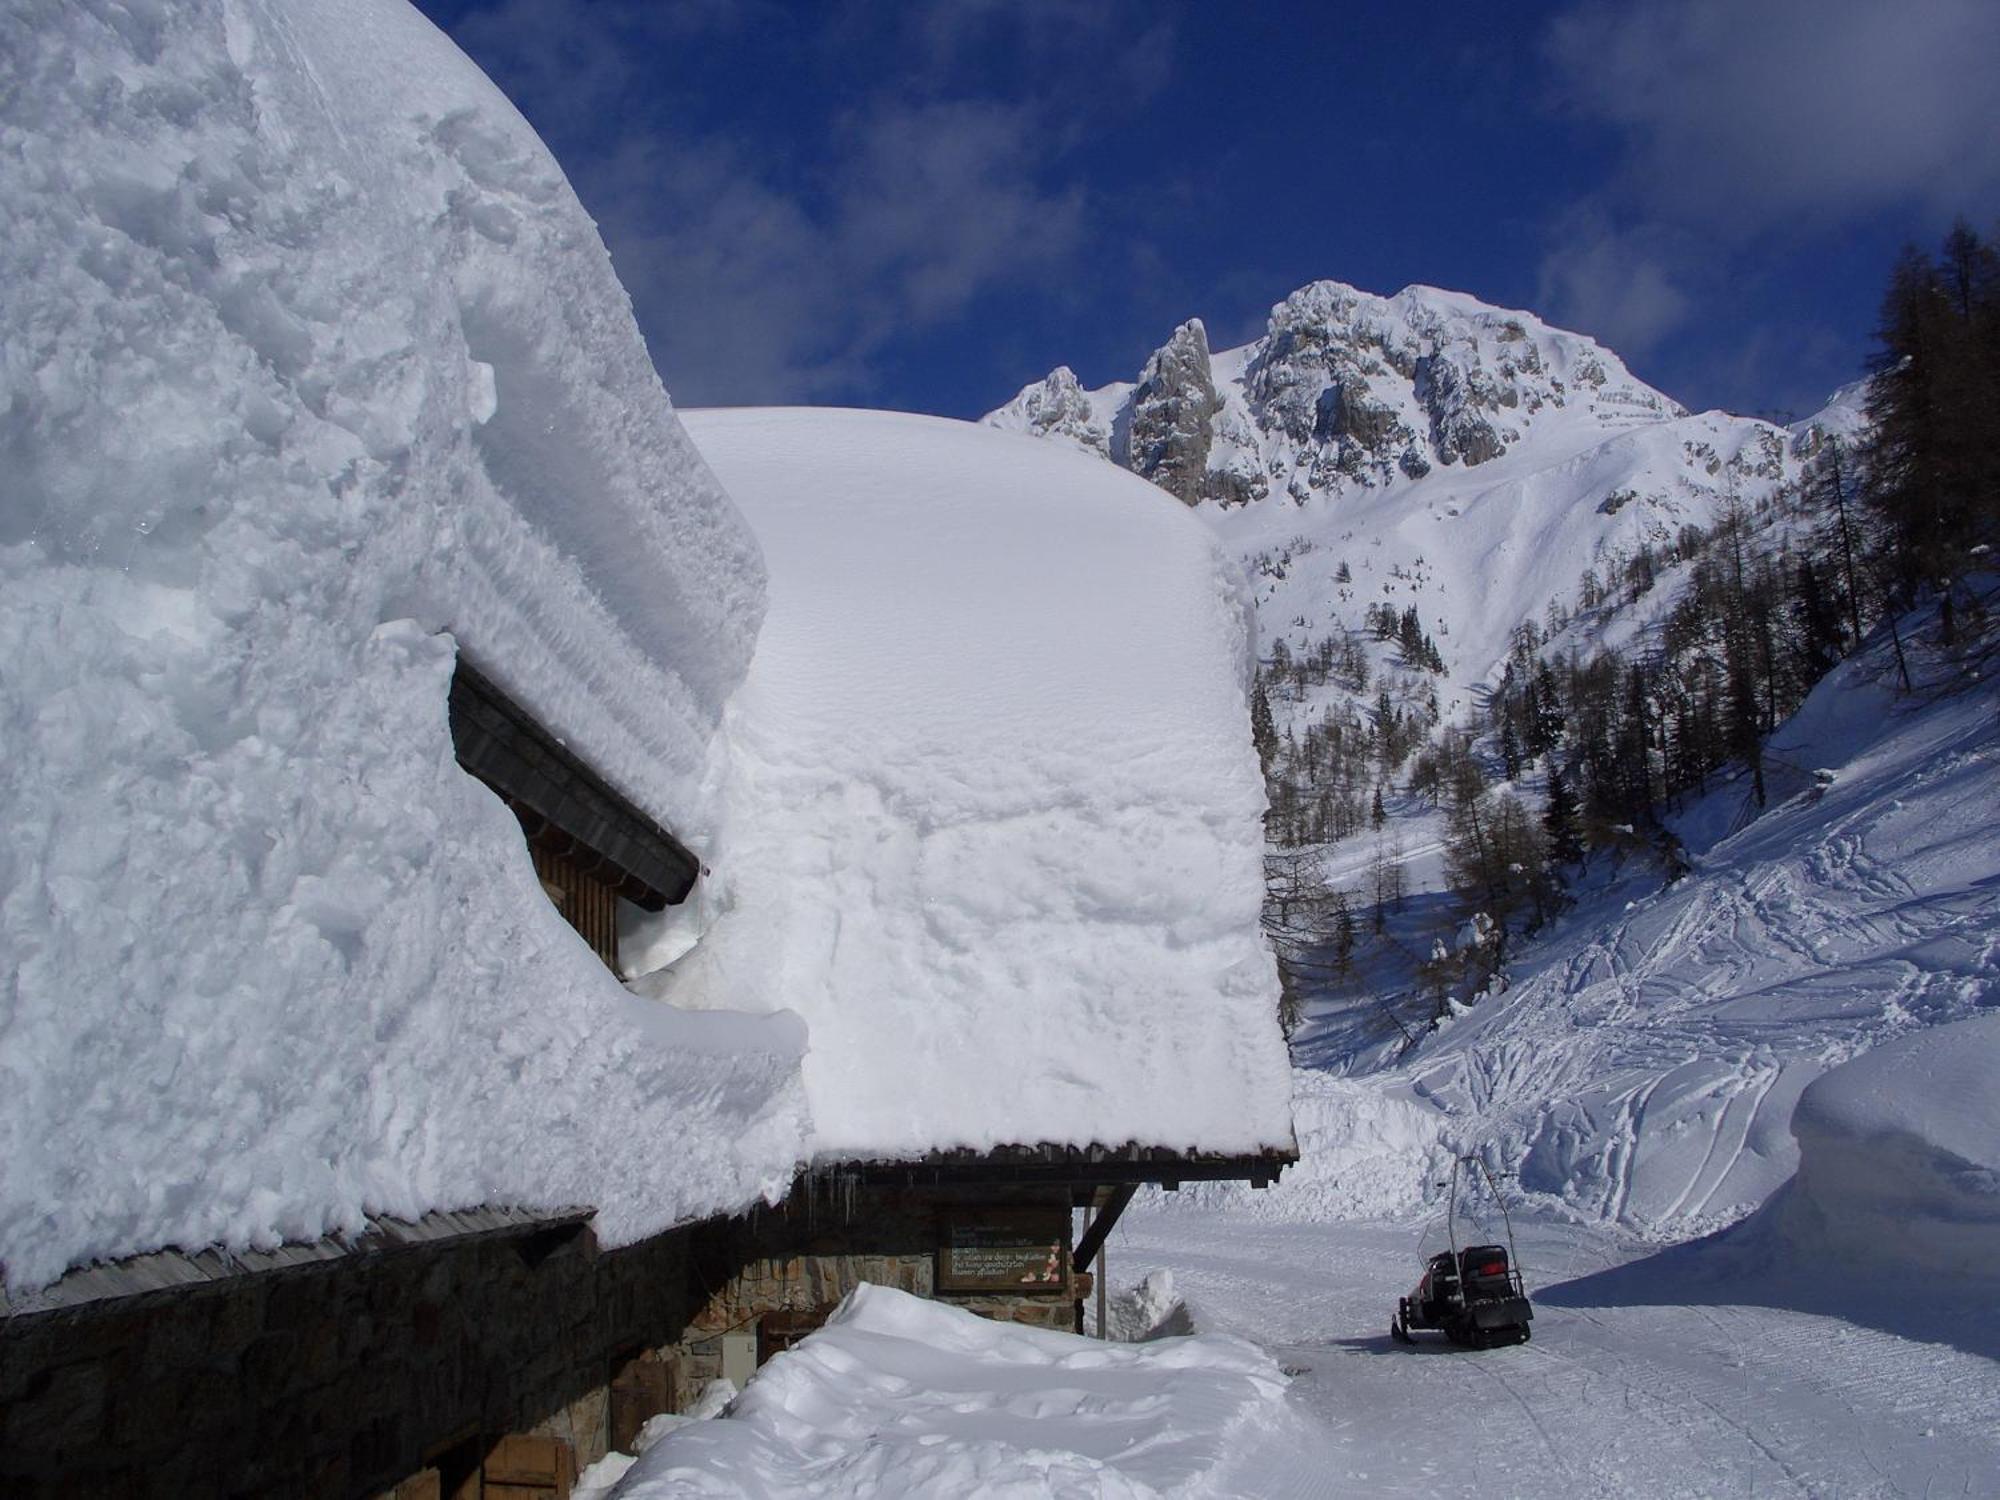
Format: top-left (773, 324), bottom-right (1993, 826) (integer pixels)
top-left (988, 277), bottom-right (1688, 509)
top-left (1010, 365), bottom-right (1113, 457)
top-left (1126, 318), bottom-right (1222, 505)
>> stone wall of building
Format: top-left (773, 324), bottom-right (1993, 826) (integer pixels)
top-left (669, 1181), bottom-right (1083, 1391)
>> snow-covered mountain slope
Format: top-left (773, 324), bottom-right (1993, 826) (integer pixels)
top-left (1175, 629), bottom-right (2000, 1242)
top-left (0, 0), bottom-right (805, 1291)
top-left (989, 281), bottom-right (1858, 714)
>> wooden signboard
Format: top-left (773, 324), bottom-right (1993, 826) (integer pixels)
top-left (936, 1208), bottom-right (1068, 1294)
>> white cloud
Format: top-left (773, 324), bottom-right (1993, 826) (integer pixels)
top-left (1546, 0), bottom-right (2000, 234)
top-left (581, 102), bottom-right (1090, 405)
top-left (832, 100), bottom-right (1087, 324)
top-left (435, 0), bottom-right (1121, 404)
top-left (1536, 213), bottom-right (1696, 355)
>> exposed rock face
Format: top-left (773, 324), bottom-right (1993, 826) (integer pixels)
top-left (1012, 366), bottom-right (1112, 458)
top-left (1125, 319), bottom-right (1221, 505)
top-left (1414, 353), bottom-right (1503, 467)
top-left (984, 277), bottom-right (1685, 509)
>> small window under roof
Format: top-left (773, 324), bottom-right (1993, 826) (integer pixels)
top-left (449, 660), bottom-right (699, 971)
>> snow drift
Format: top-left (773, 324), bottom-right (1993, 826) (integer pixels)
top-left (1762, 1013), bottom-right (2000, 1280)
top-left (671, 409), bottom-right (1295, 1162)
top-left (612, 1283), bottom-right (1318, 1498)
top-left (0, 0), bottom-right (806, 1291)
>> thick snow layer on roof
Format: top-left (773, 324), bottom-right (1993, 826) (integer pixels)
top-left (0, 0), bottom-right (805, 1291)
top-left (612, 1284), bottom-right (1322, 1498)
top-left (671, 409), bottom-right (1294, 1162)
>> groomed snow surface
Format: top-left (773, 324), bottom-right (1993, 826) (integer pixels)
top-left (673, 409), bottom-right (1294, 1163)
top-left (0, 0), bottom-right (806, 1291)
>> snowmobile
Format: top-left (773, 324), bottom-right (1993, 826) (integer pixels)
top-left (1390, 1156), bottom-right (1533, 1349)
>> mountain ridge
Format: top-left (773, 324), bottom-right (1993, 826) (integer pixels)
top-left (986, 277), bottom-right (1863, 710)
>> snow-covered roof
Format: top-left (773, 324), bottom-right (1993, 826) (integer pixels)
top-left (0, 0), bottom-right (806, 1292)
top-left (671, 409), bottom-right (1295, 1165)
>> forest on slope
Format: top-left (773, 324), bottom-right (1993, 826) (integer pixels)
top-left (1250, 223), bottom-right (2000, 1047)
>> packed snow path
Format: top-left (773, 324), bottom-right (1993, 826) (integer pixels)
top-left (1116, 1212), bottom-right (2000, 1499)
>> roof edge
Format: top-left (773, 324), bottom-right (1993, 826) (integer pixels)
top-left (818, 1141), bottom-right (1298, 1190)
top-left (4, 1205), bottom-right (592, 1323)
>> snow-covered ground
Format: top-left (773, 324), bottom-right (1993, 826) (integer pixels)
top-left (1110, 1209), bottom-right (2000, 1500)
top-left (600, 1195), bottom-right (1998, 1498)
top-left (613, 1284), bottom-right (1333, 1498)
top-left (1174, 628), bottom-right (1999, 1244)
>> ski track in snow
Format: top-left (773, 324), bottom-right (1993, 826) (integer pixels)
top-left (1112, 1213), bottom-right (2000, 1499)
top-left (1351, 672), bottom-right (2000, 1243)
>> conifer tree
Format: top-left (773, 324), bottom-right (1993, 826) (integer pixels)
top-left (1543, 761), bottom-right (1583, 866)
top-left (1250, 679), bottom-right (1278, 772)
top-left (1865, 222), bottom-right (2000, 608)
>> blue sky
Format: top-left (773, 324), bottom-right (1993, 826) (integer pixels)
top-left (415, 0), bottom-right (2000, 423)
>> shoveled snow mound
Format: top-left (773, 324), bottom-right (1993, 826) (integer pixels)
top-left (611, 1284), bottom-right (1323, 1498)
top-left (0, 0), bottom-right (805, 1292)
top-left (671, 409), bottom-right (1293, 1161)
top-left (1769, 1013), bottom-right (2000, 1278)
top-left (1163, 1072), bottom-right (1447, 1224)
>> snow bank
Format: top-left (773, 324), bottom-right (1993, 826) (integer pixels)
top-left (0, 0), bottom-right (805, 1291)
top-left (670, 409), bottom-right (1294, 1161)
top-left (612, 1283), bottom-right (1313, 1498)
top-left (1769, 1014), bottom-right (2000, 1279)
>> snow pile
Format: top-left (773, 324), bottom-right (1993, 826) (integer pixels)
top-left (0, 0), bottom-right (805, 1291)
top-left (612, 1283), bottom-right (1319, 1498)
top-left (1163, 1073), bottom-right (1447, 1224)
top-left (1104, 1269), bottom-right (1192, 1342)
top-left (670, 409), bottom-right (1294, 1161)
top-left (1763, 1013), bottom-right (2000, 1279)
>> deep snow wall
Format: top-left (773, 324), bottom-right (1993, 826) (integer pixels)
top-left (675, 410), bottom-right (1296, 1163)
top-left (0, 0), bottom-right (806, 1291)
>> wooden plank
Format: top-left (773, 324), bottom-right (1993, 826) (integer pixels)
top-left (1071, 1183), bottom-right (1138, 1275)
top-left (375, 1469), bottom-right (442, 1500)
top-left (484, 1433), bottom-right (572, 1496)
top-left (609, 1353), bottom-right (675, 1454)
top-left (757, 1306), bottom-right (835, 1365)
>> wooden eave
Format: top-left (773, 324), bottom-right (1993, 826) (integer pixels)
top-left (448, 660), bottom-right (699, 910)
top-left (2, 1206), bottom-right (593, 1324)
top-left (829, 1141), bottom-right (1299, 1192)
